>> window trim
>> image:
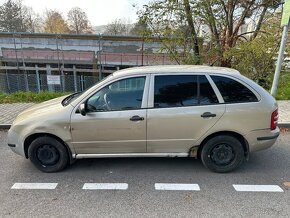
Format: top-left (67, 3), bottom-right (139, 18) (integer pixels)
top-left (209, 74), bottom-right (261, 104)
top-left (74, 74), bottom-right (150, 114)
top-left (148, 73), bottom-right (222, 109)
top-left (205, 74), bottom-right (224, 103)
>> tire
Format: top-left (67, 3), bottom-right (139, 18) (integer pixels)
top-left (200, 135), bottom-right (245, 173)
top-left (28, 136), bottom-right (69, 173)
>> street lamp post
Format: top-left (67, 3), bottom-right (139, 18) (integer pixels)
top-left (271, 0), bottom-right (290, 97)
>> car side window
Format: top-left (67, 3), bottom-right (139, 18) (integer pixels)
top-left (153, 75), bottom-right (218, 108)
top-left (199, 75), bottom-right (219, 105)
top-left (87, 77), bottom-right (146, 112)
top-left (211, 75), bottom-right (258, 103)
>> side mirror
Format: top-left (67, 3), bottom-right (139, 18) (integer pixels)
top-left (79, 103), bottom-right (87, 116)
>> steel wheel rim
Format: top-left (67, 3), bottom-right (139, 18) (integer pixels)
top-left (36, 144), bottom-right (60, 166)
top-left (210, 143), bottom-right (235, 166)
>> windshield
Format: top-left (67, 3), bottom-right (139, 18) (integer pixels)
top-left (61, 75), bottom-right (114, 107)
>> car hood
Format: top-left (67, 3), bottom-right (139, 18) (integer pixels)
top-left (13, 95), bottom-right (69, 125)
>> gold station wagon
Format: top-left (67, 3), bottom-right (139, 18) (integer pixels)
top-left (8, 65), bottom-right (280, 173)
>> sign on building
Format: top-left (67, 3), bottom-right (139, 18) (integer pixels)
top-left (47, 75), bottom-right (61, 85)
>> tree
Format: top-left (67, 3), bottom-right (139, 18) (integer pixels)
top-left (138, 0), bottom-right (282, 66)
top-left (22, 6), bottom-right (42, 33)
top-left (0, 0), bottom-right (25, 32)
top-left (130, 19), bottom-right (151, 36)
top-left (67, 7), bottom-right (92, 34)
top-left (0, 0), bottom-right (40, 33)
top-left (43, 10), bottom-right (70, 34)
top-left (191, 0), bottom-right (281, 66)
top-left (104, 18), bottom-right (131, 35)
top-left (225, 12), bottom-right (283, 89)
top-left (137, 0), bottom-right (201, 64)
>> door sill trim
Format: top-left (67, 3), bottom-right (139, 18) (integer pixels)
top-left (74, 153), bottom-right (189, 159)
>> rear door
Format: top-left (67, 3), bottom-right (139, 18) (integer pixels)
top-left (146, 73), bottom-right (225, 153)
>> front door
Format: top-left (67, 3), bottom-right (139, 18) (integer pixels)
top-left (71, 76), bottom-right (148, 154)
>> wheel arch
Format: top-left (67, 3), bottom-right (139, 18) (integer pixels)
top-left (197, 131), bottom-right (249, 159)
top-left (24, 133), bottom-right (74, 163)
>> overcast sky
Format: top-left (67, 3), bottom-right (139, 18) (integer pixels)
top-left (0, 0), bottom-right (150, 26)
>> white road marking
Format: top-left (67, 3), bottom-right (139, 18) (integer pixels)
top-left (82, 183), bottom-right (128, 190)
top-left (11, 183), bottom-right (58, 190)
top-left (233, 184), bottom-right (284, 192)
top-left (155, 183), bottom-right (200, 191)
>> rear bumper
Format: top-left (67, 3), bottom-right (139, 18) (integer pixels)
top-left (245, 128), bottom-right (280, 152)
top-left (257, 133), bottom-right (280, 141)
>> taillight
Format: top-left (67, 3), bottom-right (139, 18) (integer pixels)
top-left (271, 109), bottom-right (278, 130)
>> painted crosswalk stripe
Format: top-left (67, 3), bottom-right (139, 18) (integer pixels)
top-left (11, 183), bottom-right (58, 190)
top-left (82, 183), bottom-right (128, 190)
top-left (155, 183), bottom-right (200, 191)
top-left (233, 185), bottom-right (283, 192)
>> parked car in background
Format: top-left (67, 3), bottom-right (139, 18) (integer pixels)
top-left (8, 65), bottom-right (280, 173)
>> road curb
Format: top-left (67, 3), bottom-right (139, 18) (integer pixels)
top-left (278, 123), bottom-right (290, 128)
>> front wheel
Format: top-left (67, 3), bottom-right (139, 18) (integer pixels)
top-left (28, 136), bottom-right (69, 173)
top-left (200, 135), bottom-right (245, 173)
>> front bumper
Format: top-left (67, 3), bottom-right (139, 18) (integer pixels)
top-left (7, 129), bottom-right (26, 157)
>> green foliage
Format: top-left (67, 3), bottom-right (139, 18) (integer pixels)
top-left (225, 11), bottom-right (284, 89)
top-left (276, 71), bottom-right (290, 100)
top-left (0, 0), bottom-right (24, 32)
top-left (137, 0), bottom-right (201, 64)
top-left (225, 34), bottom-right (279, 89)
top-left (0, 92), bottom-right (69, 103)
top-left (130, 19), bottom-right (151, 36)
top-left (139, 0), bottom-right (282, 67)
top-left (0, 0), bottom-right (41, 33)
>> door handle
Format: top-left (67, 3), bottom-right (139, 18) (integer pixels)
top-left (130, 115), bottom-right (144, 121)
top-left (201, 112), bottom-right (216, 118)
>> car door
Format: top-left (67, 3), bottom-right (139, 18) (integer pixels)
top-left (70, 75), bottom-right (149, 154)
top-left (146, 73), bottom-right (226, 153)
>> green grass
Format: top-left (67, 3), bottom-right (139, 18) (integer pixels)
top-left (276, 70), bottom-right (290, 100)
top-left (0, 91), bottom-right (70, 104)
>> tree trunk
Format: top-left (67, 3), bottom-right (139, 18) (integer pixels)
top-left (220, 57), bottom-right (232, 68)
top-left (183, 0), bottom-right (200, 64)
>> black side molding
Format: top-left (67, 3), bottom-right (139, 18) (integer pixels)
top-left (8, 144), bottom-right (16, 147)
top-left (257, 133), bottom-right (280, 141)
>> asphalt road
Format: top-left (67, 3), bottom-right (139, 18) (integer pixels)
top-left (0, 130), bottom-right (290, 218)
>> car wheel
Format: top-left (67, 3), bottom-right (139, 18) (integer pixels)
top-left (200, 135), bottom-right (244, 173)
top-left (28, 136), bottom-right (69, 173)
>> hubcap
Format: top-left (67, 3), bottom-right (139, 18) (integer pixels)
top-left (210, 144), bottom-right (235, 166)
top-left (37, 145), bottom-right (60, 166)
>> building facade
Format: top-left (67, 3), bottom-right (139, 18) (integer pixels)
top-left (0, 33), bottom-right (177, 93)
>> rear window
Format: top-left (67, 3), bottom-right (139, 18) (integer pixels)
top-left (211, 75), bottom-right (258, 103)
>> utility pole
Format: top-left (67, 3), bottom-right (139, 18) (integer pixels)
top-left (271, 0), bottom-right (290, 97)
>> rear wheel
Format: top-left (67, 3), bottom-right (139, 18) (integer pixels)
top-left (28, 136), bottom-right (69, 173)
top-left (201, 135), bottom-right (244, 173)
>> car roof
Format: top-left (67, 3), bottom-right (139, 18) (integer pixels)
top-left (112, 65), bottom-right (240, 77)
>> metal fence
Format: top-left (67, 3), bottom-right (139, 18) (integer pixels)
top-left (0, 73), bottom-right (99, 93)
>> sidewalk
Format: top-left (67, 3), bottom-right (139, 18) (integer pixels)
top-left (0, 101), bottom-right (289, 129)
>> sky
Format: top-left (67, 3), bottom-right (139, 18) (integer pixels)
top-left (0, 0), bottom-right (150, 26)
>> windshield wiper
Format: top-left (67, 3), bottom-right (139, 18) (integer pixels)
top-left (62, 92), bottom-right (81, 106)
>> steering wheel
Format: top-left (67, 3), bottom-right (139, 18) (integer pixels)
top-left (103, 93), bottom-right (112, 111)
